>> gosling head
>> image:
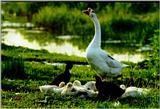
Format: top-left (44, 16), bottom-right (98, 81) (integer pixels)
top-left (61, 82), bottom-right (77, 95)
top-left (66, 82), bottom-right (73, 89)
top-left (85, 81), bottom-right (97, 91)
top-left (120, 84), bottom-right (126, 90)
top-left (59, 81), bottom-right (65, 88)
top-left (73, 80), bottom-right (81, 86)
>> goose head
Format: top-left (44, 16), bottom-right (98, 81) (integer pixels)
top-left (83, 8), bottom-right (98, 21)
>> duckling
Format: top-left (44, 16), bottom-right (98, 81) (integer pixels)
top-left (61, 80), bottom-right (98, 98)
top-left (84, 81), bottom-right (97, 91)
top-left (73, 80), bottom-right (97, 91)
top-left (120, 84), bottom-right (150, 98)
top-left (95, 75), bottom-right (125, 100)
top-left (59, 81), bottom-right (66, 88)
top-left (39, 85), bottom-right (57, 93)
top-left (39, 82), bottom-right (65, 93)
top-left (73, 80), bottom-right (88, 92)
top-left (85, 89), bottom-right (98, 98)
top-left (73, 80), bottom-right (82, 86)
top-left (61, 82), bottom-right (77, 96)
top-left (49, 63), bottom-right (73, 86)
top-left (72, 80), bottom-right (98, 98)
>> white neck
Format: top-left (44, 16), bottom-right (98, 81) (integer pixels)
top-left (89, 16), bottom-right (101, 48)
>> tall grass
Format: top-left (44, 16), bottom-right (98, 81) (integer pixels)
top-left (2, 2), bottom-right (159, 44)
top-left (32, 3), bottom-right (159, 45)
top-left (2, 56), bottom-right (26, 79)
top-left (32, 6), bottom-right (93, 37)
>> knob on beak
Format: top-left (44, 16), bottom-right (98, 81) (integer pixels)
top-left (82, 8), bottom-right (92, 15)
top-left (82, 9), bottom-right (89, 15)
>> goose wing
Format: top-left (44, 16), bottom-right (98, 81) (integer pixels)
top-left (99, 49), bottom-right (123, 68)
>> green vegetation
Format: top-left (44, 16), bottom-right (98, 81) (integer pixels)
top-left (1, 89), bottom-right (159, 108)
top-left (1, 44), bottom-right (87, 63)
top-left (2, 57), bottom-right (26, 79)
top-left (1, 59), bottom-right (159, 108)
top-left (1, 1), bottom-right (159, 108)
top-left (2, 2), bottom-right (159, 45)
top-left (32, 2), bottom-right (159, 45)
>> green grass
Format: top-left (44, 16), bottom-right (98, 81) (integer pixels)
top-left (2, 44), bottom-right (87, 64)
top-left (2, 89), bottom-right (159, 108)
top-left (1, 60), bottom-right (159, 108)
top-left (1, 43), bottom-right (159, 108)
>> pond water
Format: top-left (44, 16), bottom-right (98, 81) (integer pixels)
top-left (2, 28), bottom-right (145, 63)
top-left (2, 28), bottom-right (85, 57)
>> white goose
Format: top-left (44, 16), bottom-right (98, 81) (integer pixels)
top-left (83, 8), bottom-right (128, 78)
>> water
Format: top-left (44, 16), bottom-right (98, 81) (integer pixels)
top-left (2, 21), bottom-right (34, 28)
top-left (2, 29), bottom-right (85, 57)
top-left (2, 28), bottom-right (145, 63)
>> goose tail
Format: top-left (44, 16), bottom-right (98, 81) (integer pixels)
top-left (122, 63), bottom-right (129, 68)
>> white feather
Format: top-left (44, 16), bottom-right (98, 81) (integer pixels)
top-left (85, 9), bottom-right (128, 77)
top-left (83, 81), bottom-right (97, 91)
top-left (39, 82), bottom-right (65, 93)
top-left (121, 85), bottom-right (150, 98)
